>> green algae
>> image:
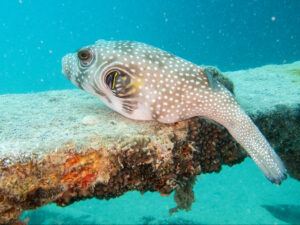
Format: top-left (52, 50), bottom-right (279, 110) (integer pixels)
top-left (288, 68), bottom-right (300, 76)
top-left (287, 68), bottom-right (300, 83)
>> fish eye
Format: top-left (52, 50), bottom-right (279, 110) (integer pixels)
top-left (77, 49), bottom-right (93, 66)
top-left (78, 50), bottom-right (90, 60)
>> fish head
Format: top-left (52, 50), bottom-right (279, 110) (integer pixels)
top-left (62, 40), bottom-right (159, 120)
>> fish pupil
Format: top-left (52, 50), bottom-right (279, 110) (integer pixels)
top-left (81, 53), bottom-right (87, 58)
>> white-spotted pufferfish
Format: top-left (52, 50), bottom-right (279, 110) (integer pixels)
top-left (62, 40), bottom-right (287, 184)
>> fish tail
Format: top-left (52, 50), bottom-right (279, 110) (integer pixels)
top-left (203, 88), bottom-right (287, 184)
top-left (228, 109), bottom-right (287, 184)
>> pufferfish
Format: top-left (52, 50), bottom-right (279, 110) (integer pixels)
top-left (62, 39), bottom-right (287, 184)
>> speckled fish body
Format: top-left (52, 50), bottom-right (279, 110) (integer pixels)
top-left (62, 39), bottom-right (287, 184)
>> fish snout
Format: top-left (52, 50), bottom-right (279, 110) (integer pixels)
top-left (62, 53), bottom-right (75, 80)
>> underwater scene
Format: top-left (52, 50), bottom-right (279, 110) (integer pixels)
top-left (0, 0), bottom-right (300, 224)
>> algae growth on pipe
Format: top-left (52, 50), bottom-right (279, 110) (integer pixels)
top-left (0, 89), bottom-right (246, 224)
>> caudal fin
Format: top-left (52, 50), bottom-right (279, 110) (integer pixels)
top-left (229, 110), bottom-right (287, 184)
top-left (203, 87), bottom-right (287, 184)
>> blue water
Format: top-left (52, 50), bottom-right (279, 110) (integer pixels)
top-left (1, 0), bottom-right (300, 224)
top-left (1, 0), bottom-right (300, 94)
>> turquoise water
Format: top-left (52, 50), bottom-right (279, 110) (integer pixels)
top-left (1, 0), bottom-right (300, 94)
top-left (1, 0), bottom-right (300, 224)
